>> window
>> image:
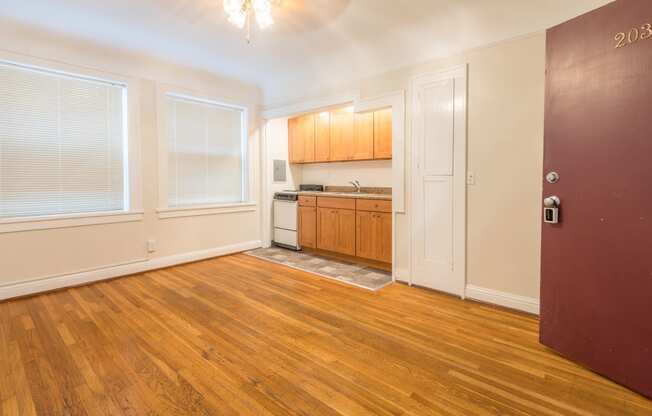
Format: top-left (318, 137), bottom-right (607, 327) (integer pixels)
top-left (166, 93), bottom-right (246, 207)
top-left (0, 61), bottom-right (127, 219)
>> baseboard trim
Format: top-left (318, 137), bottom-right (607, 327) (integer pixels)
top-left (465, 284), bottom-right (540, 315)
top-left (0, 240), bottom-right (262, 301)
top-left (394, 268), bottom-right (410, 284)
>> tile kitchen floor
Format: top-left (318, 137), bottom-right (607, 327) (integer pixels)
top-left (245, 247), bottom-right (393, 291)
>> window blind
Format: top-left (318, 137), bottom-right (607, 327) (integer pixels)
top-left (166, 94), bottom-right (245, 207)
top-left (0, 62), bottom-right (127, 219)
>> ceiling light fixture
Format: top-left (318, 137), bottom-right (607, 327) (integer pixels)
top-left (224, 0), bottom-right (275, 43)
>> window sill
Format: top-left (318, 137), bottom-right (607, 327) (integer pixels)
top-left (157, 202), bottom-right (257, 219)
top-left (0, 210), bottom-right (144, 234)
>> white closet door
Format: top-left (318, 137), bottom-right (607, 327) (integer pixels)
top-left (411, 67), bottom-right (467, 296)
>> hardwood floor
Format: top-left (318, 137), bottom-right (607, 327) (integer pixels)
top-left (1, 254), bottom-right (651, 416)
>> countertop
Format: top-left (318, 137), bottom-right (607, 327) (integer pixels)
top-left (297, 191), bottom-right (392, 201)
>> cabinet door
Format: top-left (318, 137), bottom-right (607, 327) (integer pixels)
top-left (336, 209), bottom-right (357, 256)
top-left (288, 115), bottom-right (315, 163)
top-left (330, 108), bottom-right (354, 161)
top-left (317, 208), bottom-right (338, 252)
top-left (353, 112), bottom-right (374, 160)
top-left (299, 114), bottom-right (315, 163)
top-left (374, 108), bottom-right (392, 159)
top-left (356, 211), bottom-right (392, 263)
top-left (288, 117), bottom-right (303, 163)
top-left (376, 212), bottom-right (393, 263)
top-left (356, 210), bottom-right (376, 260)
top-left (314, 111), bottom-right (331, 162)
top-left (299, 206), bottom-right (317, 249)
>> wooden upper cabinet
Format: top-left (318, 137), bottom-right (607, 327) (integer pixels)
top-left (288, 114), bottom-right (315, 163)
top-left (374, 108), bottom-right (392, 159)
top-left (302, 114), bottom-right (316, 163)
top-left (314, 112), bottom-right (331, 162)
top-left (330, 108), bottom-right (355, 161)
top-left (288, 117), bottom-right (301, 163)
top-left (290, 106), bottom-right (392, 164)
top-left (353, 112), bottom-right (374, 160)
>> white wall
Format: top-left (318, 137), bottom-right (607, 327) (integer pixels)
top-left (265, 118), bottom-right (302, 192)
top-left (376, 33), bottom-right (545, 302)
top-left (301, 160), bottom-right (392, 188)
top-left (0, 19), bottom-right (263, 298)
top-left (261, 117), bottom-right (302, 246)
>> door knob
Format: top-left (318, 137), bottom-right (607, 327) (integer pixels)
top-left (543, 196), bottom-right (560, 208)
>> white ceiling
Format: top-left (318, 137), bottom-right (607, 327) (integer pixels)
top-left (0, 0), bottom-right (612, 106)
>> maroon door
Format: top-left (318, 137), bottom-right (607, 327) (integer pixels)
top-left (541, 0), bottom-right (652, 398)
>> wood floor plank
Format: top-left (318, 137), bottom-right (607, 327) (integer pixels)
top-left (1, 253), bottom-right (651, 415)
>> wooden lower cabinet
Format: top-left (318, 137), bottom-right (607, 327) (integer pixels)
top-left (376, 212), bottom-right (392, 263)
top-left (299, 206), bottom-right (317, 249)
top-left (355, 211), bottom-right (376, 261)
top-left (356, 211), bottom-right (392, 263)
top-left (313, 196), bottom-right (392, 265)
top-left (317, 207), bottom-right (356, 256)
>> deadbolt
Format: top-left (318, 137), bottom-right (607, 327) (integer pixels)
top-left (546, 171), bottom-right (560, 184)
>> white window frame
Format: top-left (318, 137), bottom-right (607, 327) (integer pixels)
top-left (0, 52), bottom-right (144, 234)
top-left (156, 86), bottom-right (255, 219)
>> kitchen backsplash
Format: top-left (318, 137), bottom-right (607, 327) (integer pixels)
top-left (300, 159), bottom-right (392, 188)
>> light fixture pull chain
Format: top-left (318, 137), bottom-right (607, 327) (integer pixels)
top-left (246, 8), bottom-right (251, 44)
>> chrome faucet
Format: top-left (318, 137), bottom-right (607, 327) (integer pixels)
top-left (349, 180), bottom-right (361, 193)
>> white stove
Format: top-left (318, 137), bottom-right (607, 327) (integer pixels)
top-left (273, 191), bottom-right (300, 250)
top-left (273, 185), bottom-right (324, 251)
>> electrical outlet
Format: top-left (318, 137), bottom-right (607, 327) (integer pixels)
top-left (147, 239), bottom-right (157, 253)
top-left (467, 171), bottom-right (476, 185)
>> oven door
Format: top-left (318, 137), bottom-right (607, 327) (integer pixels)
top-left (273, 200), bottom-right (298, 231)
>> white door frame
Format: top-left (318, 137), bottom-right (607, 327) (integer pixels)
top-left (409, 65), bottom-right (467, 297)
